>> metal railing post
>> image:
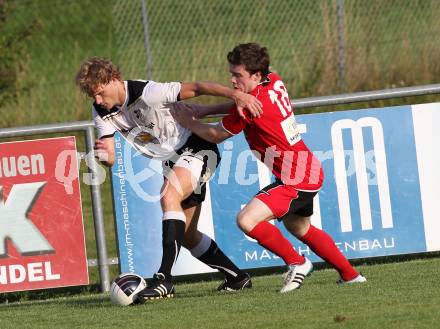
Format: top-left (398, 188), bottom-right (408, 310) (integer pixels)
top-left (84, 126), bottom-right (110, 292)
top-left (336, 0), bottom-right (346, 90)
top-left (140, 0), bottom-right (153, 79)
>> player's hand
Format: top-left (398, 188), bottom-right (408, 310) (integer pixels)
top-left (171, 102), bottom-right (197, 128)
top-left (94, 139), bottom-right (110, 162)
top-left (231, 89), bottom-right (263, 119)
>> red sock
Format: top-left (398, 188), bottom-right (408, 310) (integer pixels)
top-left (300, 225), bottom-right (358, 281)
top-left (248, 222), bottom-right (304, 265)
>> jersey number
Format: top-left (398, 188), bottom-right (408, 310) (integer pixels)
top-left (268, 80), bottom-right (292, 118)
top-left (268, 80), bottom-right (301, 145)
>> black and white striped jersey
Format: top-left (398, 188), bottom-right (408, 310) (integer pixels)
top-left (92, 80), bottom-right (191, 159)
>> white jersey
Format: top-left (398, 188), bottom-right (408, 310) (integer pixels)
top-left (92, 80), bottom-right (192, 159)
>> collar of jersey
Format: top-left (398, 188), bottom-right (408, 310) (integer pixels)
top-left (116, 81), bottom-right (130, 110)
top-left (250, 74), bottom-right (272, 96)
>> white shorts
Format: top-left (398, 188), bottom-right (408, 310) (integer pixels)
top-left (173, 154), bottom-right (206, 181)
top-left (162, 134), bottom-right (220, 207)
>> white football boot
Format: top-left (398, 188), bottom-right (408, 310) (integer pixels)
top-left (280, 257), bottom-right (313, 293)
top-left (336, 274), bottom-right (367, 285)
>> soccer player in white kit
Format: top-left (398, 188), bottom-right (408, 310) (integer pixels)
top-left (75, 58), bottom-right (262, 300)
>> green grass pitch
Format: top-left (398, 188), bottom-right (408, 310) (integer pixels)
top-left (1, 257), bottom-right (439, 329)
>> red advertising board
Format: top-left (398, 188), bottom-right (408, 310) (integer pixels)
top-left (0, 137), bottom-right (88, 292)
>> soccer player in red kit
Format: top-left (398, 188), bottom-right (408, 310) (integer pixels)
top-left (173, 43), bottom-right (366, 293)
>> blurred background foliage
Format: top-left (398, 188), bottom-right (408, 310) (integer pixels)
top-left (1, 0), bottom-right (440, 127)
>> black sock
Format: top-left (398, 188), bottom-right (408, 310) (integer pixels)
top-left (157, 219), bottom-right (185, 282)
top-left (197, 239), bottom-right (245, 282)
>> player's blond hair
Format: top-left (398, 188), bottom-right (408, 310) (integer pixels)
top-left (75, 57), bottom-right (122, 96)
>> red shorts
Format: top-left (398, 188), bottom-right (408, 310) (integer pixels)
top-left (255, 180), bottom-right (318, 220)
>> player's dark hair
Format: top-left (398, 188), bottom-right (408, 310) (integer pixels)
top-left (75, 57), bottom-right (122, 96)
top-left (227, 43), bottom-right (270, 79)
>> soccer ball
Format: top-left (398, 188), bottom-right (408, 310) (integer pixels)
top-left (110, 273), bottom-right (147, 306)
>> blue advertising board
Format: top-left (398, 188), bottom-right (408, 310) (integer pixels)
top-left (111, 103), bottom-right (440, 277)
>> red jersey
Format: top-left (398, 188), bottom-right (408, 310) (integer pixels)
top-left (221, 73), bottom-right (324, 191)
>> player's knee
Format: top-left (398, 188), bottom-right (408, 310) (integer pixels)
top-left (236, 211), bottom-right (252, 233)
top-left (284, 216), bottom-right (310, 238)
top-left (161, 188), bottom-right (184, 210)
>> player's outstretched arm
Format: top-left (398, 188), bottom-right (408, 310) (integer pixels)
top-left (172, 103), bottom-right (232, 144)
top-left (179, 81), bottom-right (262, 118)
top-left (182, 102), bottom-right (234, 118)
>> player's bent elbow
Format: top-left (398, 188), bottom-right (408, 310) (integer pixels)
top-left (213, 133), bottom-right (230, 144)
top-left (206, 135), bottom-right (225, 144)
top-left (198, 131), bottom-right (224, 144)
top-left (209, 127), bottom-right (230, 144)
top-left (210, 135), bottom-right (223, 144)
